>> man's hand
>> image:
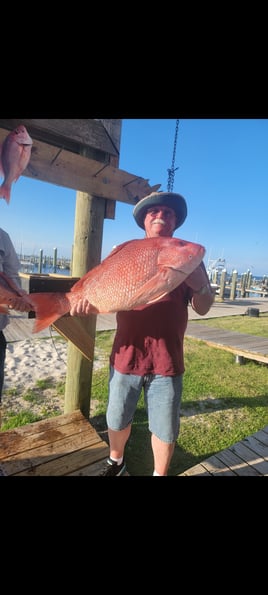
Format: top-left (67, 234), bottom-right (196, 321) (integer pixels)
top-left (185, 262), bottom-right (210, 292)
top-left (7, 295), bottom-right (35, 312)
top-left (70, 298), bottom-right (92, 316)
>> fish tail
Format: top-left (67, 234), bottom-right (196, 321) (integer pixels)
top-left (29, 292), bottom-right (70, 333)
top-left (0, 183), bottom-right (10, 204)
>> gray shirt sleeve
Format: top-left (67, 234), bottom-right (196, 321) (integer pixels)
top-left (0, 228), bottom-right (21, 330)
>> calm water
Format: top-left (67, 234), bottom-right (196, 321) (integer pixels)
top-left (20, 263), bottom-right (71, 277)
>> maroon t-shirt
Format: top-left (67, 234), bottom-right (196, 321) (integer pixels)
top-left (110, 283), bottom-right (193, 376)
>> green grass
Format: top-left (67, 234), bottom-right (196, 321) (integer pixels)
top-left (1, 377), bottom-right (65, 430)
top-left (89, 321), bottom-right (268, 475)
top-left (3, 410), bottom-right (43, 429)
top-left (193, 311), bottom-right (268, 336)
top-left (2, 317), bottom-right (268, 475)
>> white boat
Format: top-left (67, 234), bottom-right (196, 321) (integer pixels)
top-left (207, 257), bottom-right (226, 281)
top-left (19, 260), bottom-right (35, 274)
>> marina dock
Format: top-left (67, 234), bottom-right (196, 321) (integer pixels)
top-left (4, 296), bottom-right (268, 343)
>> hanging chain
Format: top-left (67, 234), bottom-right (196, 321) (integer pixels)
top-left (167, 119), bottom-right (179, 192)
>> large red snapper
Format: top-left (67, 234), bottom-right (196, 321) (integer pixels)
top-left (0, 125), bottom-right (33, 204)
top-left (28, 237), bottom-right (206, 333)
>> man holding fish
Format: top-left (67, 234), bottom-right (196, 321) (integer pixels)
top-left (71, 191), bottom-right (215, 476)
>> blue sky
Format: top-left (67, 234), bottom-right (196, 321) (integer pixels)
top-left (0, 119), bottom-right (267, 277)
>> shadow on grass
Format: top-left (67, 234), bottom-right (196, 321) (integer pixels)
top-left (90, 408), bottom-right (198, 476)
top-left (181, 393), bottom-right (268, 417)
top-left (90, 408), bottom-right (153, 476)
top-left (125, 411), bottom-right (203, 476)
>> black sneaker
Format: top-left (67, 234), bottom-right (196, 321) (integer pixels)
top-left (100, 457), bottom-right (126, 476)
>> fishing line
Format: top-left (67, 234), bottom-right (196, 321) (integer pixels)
top-left (47, 324), bottom-right (109, 382)
top-left (47, 324), bottom-right (68, 367)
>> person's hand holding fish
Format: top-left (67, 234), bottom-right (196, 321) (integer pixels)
top-left (70, 297), bottom-right (91, 316)
top-left (5, 288), bottom-right (35, 313)
top-left (184, 261), bottom-right (214, 294)
top-left (0, 272), bottom-right (35, 313)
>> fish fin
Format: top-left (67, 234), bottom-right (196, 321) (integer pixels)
top-left (33, 315), bottom-right (62, 333)
top-left (128, 267), bottom-right (186, 307)
top-left (29, 292), bottom-right (70, 333)
top-left (106, 240), bottom-right (134, 257)
top-left (146, 292), bottom-right (169, 304)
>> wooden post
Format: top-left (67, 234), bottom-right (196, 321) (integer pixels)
top-left (38, 249), bottom-right (43, 274)
top-left (53, 248), bottom-right (57, 273)
top-left (63, 120), bottom-right (122, 418)
top-left (64, 192), bottom-right (106, 418)
top-left (212, 269), bottom-right (218, 284)
top-left (218, 269), bottom-right (227, 301)
top-left (246, 270), bottom-right (252, 289)
top-left (240, 273), bottom-right (247, 298)
top-left (230, 270), bottom-right (238, 300)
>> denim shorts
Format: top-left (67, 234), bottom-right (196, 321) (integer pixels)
top-left (107, 367), bottom-right (183, 443)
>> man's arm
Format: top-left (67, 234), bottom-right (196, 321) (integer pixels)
top-left (185, 261), bottom-right (215, 315)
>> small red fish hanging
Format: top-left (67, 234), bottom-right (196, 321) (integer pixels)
top-left (0, 124), bottom-right (33, 204)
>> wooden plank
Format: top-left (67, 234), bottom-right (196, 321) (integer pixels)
top-left (0, 127), bottom-right (161, 204)
top-left (186, 323), bottom-right (268, 364)
top-left (4, 313), bottom-right (58, 342)
top-left (187, 323), bottom-right (268, 350)
top-left (1, 426), bottom-right (95, 475)
top-left (250, 427), bottom-right (268, 445)
top-left (203, 344), bottom-right (268, 364)
top-left (179, 463), bottom-right (212, 476)
top-left (230, 442), bottom-right (268, 475)
top-left (178, 425), bottom-right (268, 476)
top-left (0, 410), bottom-right (111, 476)
top-left (200, 455), bottom-right (237, 476)
top-left (13, 441), bottom-right (110, 476)
top-left (215, 449), bottom-right (262, 476)
top-left (52, 315), bottom-right (95, 361)
top-left (69, 457), bottom-right (112, 476)
top-left (0, 119), bottom-right (121, 157)
top-left (4, 311), bottom-right (116, 342)
top-left (0, 411), bottom-right (92, 458)
top-left (242, 435), bottom-right (268, 460)
top-left (1, 425), bottom-right (103, 475)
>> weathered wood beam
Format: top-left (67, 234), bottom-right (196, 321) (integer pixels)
top-left (52, 316), bottom-right (95, 361)
top-left (0, 119), bottom-right (120, 157)
top-left (0, 127), bottom-right (161, 204)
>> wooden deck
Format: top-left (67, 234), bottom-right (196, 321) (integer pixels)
top-left (186, 322), bottom-right (268, 364)
top-left (0, 410), bottom-right (111, 476)
top-left (177, 425), bottom-right (268, 476)
top-left (1, 408), bottom-right (268, 477)
top-left (4, 312), bottom-right (117, 342)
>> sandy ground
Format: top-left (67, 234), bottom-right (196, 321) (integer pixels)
top-left (5, 337), bottom-right (68, 391)
top-left (0, 336), bottom-right (106, 423)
